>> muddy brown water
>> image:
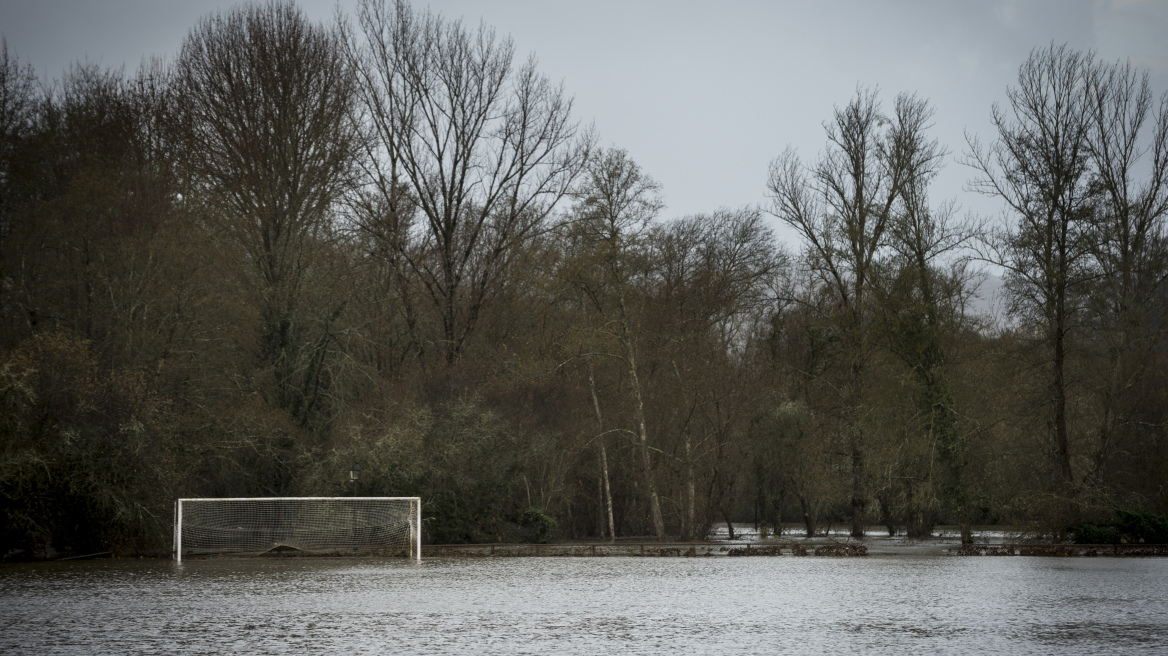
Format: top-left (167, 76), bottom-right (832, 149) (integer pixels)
top-left (2, 555), bottom-right (1166, 654)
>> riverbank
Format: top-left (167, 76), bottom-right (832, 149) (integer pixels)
top-left (10, 524), bottom-right (1166, 561)
top-left (422, 524), bottom-right (1167, 558)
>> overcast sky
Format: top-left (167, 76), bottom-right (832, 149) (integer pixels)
top-left (3, 0), bottom-right (1167, 248)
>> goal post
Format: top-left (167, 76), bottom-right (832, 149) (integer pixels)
top-left (174, 497), bottom-right (421, 562)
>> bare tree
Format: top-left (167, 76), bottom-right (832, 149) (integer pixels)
top-left (768, 89), bottom-right (943, 537)
top-left (344, 0), bottom-right (591, 367)
top-left (965, 44), bottom-right (1096, 488)
top-left (175, 1), bottom-right (359, 423)
top-left (586, 356), bottom-right (616, 541)
top-left (1082, 56), bottom-right (1168, 487)
top-left (878, 180), bottom-right (980, 541)
top-left (653, 209), bottom-right (785, 539)
top-left (565, 147), bottom-right (666, 539)
top-left (0, 39), bottom-right (39, 329)
top-left (0, 37), bottom-right (37, 195)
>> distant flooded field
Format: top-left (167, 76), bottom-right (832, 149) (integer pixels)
top-left (2, 555), bottom-right (1166, 654)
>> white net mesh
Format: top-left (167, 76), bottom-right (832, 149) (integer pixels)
top-left (176, 498), bottom-right (419, 558)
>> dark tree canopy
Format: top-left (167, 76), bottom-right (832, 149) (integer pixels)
top-left (1, 15), bottom-right (1167, 558)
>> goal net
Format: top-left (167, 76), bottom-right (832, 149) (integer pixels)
top-left (174, 497), bottom-right (421, 561)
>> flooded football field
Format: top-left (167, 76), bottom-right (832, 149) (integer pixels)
top-left (2, 554), bottom-right (1166, 654)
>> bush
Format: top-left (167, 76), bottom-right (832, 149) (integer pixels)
top-left (1068, 522), bottom-right (1123, 544)
top-left (1070, 509), bottom-right (1168, 545)
top-left (517, 507), bottom-right (559, 544)
top-left (1116, 510), bottom-right (1168, 544)
top-left (301, 397), bottom-right (541, 545)
top-left (0, 333), bottom-right (173, 557)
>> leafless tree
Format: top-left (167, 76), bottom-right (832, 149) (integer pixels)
top-left (565, 147), bottom-right (666, 539)
top-left (344, 0), bottom-right (592, 366)
top-left (0, 39), bottom-right (40, 325)
top-left (653, 208), bottom-right (785, 539)
top-left (1081, 55), bottom-right (1168, 486)
top-left (175, 1), bottom-right (359, 423)
top-left (0, 38), bottom-right (37, 187)
top-left (965, 44), bottom-right (1096, 488)
top-left (768, 88), bottom-right (943, 537)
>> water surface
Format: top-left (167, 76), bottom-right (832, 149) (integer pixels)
top-left (2, 555), bottom-right (1165, 654)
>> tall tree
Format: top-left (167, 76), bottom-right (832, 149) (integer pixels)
top-left (563, 148), bottom-right (667, 539)
top-left (1081, 56), bottom-right (1168, 489)
top-left (652, 209), bottom-right (784, 539)
top-left (877, 180), bottom-right (978, 540)
top-left (768, 89), bottom-right (942, 537)
top-left (0, 60), bottom-right (201, 555)
top-left (0, 41), bottom-right (40, 341)
top-left (0, 39), bottom-right (38, 298)
top-left (175, 0), bottom-right (359, 424)
top-left (966, 44), bottom-right (1096, 490)
top-left (345, 0), bottom-right (591, 367)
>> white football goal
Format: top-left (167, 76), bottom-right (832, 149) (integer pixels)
top-left (174, 497), bottom-right (421, 561)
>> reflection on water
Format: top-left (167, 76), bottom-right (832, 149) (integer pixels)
top-left (2, 555), bottom-right (1166, 654)
top-left (705, 522), bottom-right (1015, 541)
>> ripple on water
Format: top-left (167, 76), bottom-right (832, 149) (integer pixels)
top-left (1, 556), bottom-right (1167, 654)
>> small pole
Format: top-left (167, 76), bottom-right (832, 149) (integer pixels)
top-left (176, 499), bottom-right (183, 562)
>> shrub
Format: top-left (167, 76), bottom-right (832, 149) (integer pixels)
top-left (1070, 509), bottom-right (1168, 544)
top-left (1116, 510), bottom-right (1168, 544)
top-left (517, 507), bottom-right (559, 544)
top-left (1068, 522), bottom-right (1122, 544)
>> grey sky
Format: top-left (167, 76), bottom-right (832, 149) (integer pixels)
top-left (3, 0), bottom-right (1167, 247)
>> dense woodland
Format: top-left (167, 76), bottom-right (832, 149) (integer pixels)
top-left (2, 0), bottom-right (1167, 557)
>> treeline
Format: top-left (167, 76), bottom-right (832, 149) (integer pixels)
top-left (1, 1), bottom-right (1166, 556)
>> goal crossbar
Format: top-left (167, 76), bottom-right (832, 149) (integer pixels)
top-left (174, 497), bottom-right (421, 562)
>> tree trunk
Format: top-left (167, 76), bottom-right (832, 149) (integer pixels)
top-left (1092, 335), bottom-right (1126, 487)
top-left (849, 350), bottom-right (867, 538)
top-left (878, 492), bottom-right (895, 537)
top-left (596, 460), bottom-right (605, 539)
top-left (773, 489), bottom-right (785, 537)
top-left (587, 358), bottom-right (616, 542)
top-left (599, 445), bottom-right (615, 542)
top-left (685, 433), bottom-right (695, 541)
top-left (1053, 324), bottom-right (1073, 484)
top-left (619, 289), bottom-right (666, 540)
top-left (799, 495), bottom-right (815, 538)
top-left (850, 430), bottom-right (866, 538)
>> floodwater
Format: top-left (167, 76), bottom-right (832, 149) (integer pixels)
top-left (2, 555), bottom-right (1166, 654)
